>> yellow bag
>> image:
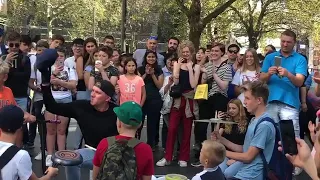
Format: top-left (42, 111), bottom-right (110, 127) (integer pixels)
top-left (194, 84), bottom-right (208, 100)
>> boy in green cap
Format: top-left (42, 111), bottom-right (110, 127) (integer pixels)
top-left (92, 101), bottom-right (154, 180)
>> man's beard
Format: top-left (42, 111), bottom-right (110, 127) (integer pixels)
top-left (168, 47), bottom-right (176, 53)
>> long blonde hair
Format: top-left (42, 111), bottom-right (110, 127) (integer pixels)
top-left (241, 48), bottom-right (260, 73)
top-left (224, 99), bottom-right (247, 134)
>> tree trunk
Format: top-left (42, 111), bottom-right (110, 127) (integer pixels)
top-left (47, 0), bottom-right (53, 39)
top-left (248, 35), bottom-right (258, 49)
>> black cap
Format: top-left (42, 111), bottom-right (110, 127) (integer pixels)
top-left (0, 105), bottom-right (24, 133)
top-left (36, 48), bottom-right (58, 72)
top-left (94, 80), bottom-right (115, 97)
top-left (228, 44), bottom-right (240, 52)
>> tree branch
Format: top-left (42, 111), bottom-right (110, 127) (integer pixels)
top-left (255, 0), bottom-right (276, 31)
top-left (175, 0), bottom-right (190, 17)
top-left (202, 0), bottom-right (237, 27)
top-left (229, 5), bottom-right (249, 30)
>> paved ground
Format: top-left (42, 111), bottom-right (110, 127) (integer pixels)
top-left (28, 119), bottom-right (311, 179)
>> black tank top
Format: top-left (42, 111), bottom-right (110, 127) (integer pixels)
top-left (179, 68), bottom-right (193, 92)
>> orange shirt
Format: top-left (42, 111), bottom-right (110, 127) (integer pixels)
top-left (0, 86), bottom-right (17, 109)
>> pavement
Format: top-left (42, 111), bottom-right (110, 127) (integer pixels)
top-left (28, 119), bottom-right (311, 180)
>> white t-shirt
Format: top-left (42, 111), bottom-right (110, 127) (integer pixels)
top-left (51, 65), bottom-right (77, 99)
top-left (0, 141), bottom-right (32, 180)
top-left (30, 55), bottom-right (43, 102)
top-left (232, 69), bottom-right (259, 105)
top-left (64, 56), bottom-right (76, 69)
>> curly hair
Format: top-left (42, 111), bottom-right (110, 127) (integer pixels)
top-left (224, 99), bottom-right (247, 134)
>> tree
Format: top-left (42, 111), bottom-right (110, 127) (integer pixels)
top-left (174, 0), bottom-right (237, 48)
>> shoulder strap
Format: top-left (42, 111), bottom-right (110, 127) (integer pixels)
top-left (106, 136), bottom-right (116, 150)
top-left (254, 117), bottom-right (275, 180)
top-left (0, 145), bottom-right (20, 169)
top-left (127, 138), bottom-right (141, 148)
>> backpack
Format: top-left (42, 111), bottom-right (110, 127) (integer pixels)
top-left (96, 136), bottom-right (141, 180)
top-left (253, 117), bottom-right (293, 180)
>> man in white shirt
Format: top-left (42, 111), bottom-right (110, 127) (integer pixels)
top-left (0, 105), bottom-right (58, 180)
top-left (64, 38), bottom-right (84, 69)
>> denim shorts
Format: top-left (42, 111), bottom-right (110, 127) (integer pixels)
top-left (55, 96), bottom-right (73, 104)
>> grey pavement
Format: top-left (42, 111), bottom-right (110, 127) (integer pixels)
top-left (28, 119), bottom-right (311, 180)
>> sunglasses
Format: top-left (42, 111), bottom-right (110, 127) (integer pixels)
top-left (9, 43), bottom-right (20, 48)
top-left (228, 50), bottom-right (239, 54)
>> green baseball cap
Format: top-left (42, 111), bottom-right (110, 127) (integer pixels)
top-left (113, 101), bottom-right (143, 127)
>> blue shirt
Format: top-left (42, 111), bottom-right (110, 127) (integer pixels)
top-left (261, 51), bottom-right (307, 109)
top-left (235, 113), bottom-right (275, 180)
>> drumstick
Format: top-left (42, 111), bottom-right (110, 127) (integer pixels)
top-left (214, 111), bottom-right (219, 131)
top-left (85, 144), bottom-right (97, 151)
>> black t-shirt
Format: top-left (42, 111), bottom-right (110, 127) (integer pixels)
top-left (42, 85), bottom-right (118, 148)
top-left (222, 122), bottom-right (248, 149)
top-left (138, 65), bottom-right (163, 101)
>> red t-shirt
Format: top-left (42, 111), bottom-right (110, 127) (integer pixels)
top-left (0, 86), bottom-right (17, 109)
top-left (93, 135), bottom-right (154, 179)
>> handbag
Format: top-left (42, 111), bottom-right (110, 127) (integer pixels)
top-left (194, 84), bottom-right (208, 100)
top-left (169, 84), bottom-right (182, 98)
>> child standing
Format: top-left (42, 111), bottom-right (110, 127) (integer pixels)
top-left (192, 140), bottom-right (226, 180)
top-left (117, 57), bottom-right (146, 105)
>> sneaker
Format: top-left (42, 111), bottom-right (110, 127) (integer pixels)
top-left (156, 158), bottom-right (171, 167)
top-left (35, 151), bottom-right (47, 161)
top-left (178, 160), bottom-right (188, 167)
top-left (191, 160), bottom-right (202, 167)
top-left (294, 167), bottom-right (303, 176)
top-left (46, 155), bottom-right (53, 167)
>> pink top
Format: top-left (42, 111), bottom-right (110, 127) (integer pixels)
top-left (118, 75), bottom-right (145, 105)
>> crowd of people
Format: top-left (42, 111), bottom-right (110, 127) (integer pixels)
top-left (0, 27), bottom-right (320, 180)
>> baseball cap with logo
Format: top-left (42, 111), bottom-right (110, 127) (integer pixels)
top-left (0, 105), bottom-right (24, 133)
top-left (113, 101), bottom-right (143, 127)
top-left (94, 80), bottom-right (115, 98)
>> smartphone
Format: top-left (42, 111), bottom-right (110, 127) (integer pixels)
top-left (279, 120), bottom-right (298, 155)
top-left (274, 56), bottom-right (282, 67)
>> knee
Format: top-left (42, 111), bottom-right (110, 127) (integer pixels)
top-left (47, 127), bottom-right (57, 135)
top-left (57, 128), bottom-right (66, 136)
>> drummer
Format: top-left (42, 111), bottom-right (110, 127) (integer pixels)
top-left (37, 49), bottom-right (118, 180)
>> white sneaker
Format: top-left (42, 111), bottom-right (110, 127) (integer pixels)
top-left (178, 161), bottom-right (187, 167)
top-left (46, 155), bottom-right (53, 167)
top-left (294, 167), bottom-right (303, 175)
top-left (35, 151), bottom-right (47, 160)
top-left (156, 158), bottom-right (171, 167)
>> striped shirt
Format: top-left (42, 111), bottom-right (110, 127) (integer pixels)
top-left (205, 60), bottom-right (232, 97)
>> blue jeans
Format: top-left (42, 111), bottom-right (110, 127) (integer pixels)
top-left (15, 97), bottom-right (28, 111)
top-left (76, 90), bottom-right (91, 101)
top-left (65, 148), bottom-right (95, 180)
top-left (219, 158), bottom-right (243, 178)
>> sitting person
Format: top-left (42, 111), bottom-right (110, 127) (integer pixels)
top-left (92, 101), bottom-right (154, 180)
top-left (0, 105), bottom-right (58, 180)
top-left (192, 140), bottom-right (226, 180)
top-left (218, 99), bottom-right (248, 178)
top-left (212, 81), bottom-right (275, 180)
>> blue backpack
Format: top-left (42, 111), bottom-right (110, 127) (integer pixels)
top-left (253, 117), bottom-right (293, 180)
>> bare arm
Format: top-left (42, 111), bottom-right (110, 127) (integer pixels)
top-left (88, 76), bottom-right (95, 90)
top-left (287, 72), bottom-right (305, 87)
top-left (141, 176), bottom-right (152, 180)
top-left (173, 61), bottom-right (181, 85)
top-left (109, 76), bottom-right (118, 86)
top-left (141, 86), bottom-right (146, 106)
top-left (100, 71), bottom-right (110, 81)
top-left (188, 65), bottom-right (201, 88)
top-left (92, 165), bottom-right (99, 180)
top-left (226, 146), bottom-right (260, 163)
top-left (151, 74), bottom-right (164, 89)
top-left (316, 84), bottom-right (320, 97)
top-left (220, 136), bottom-right (243, 153)
top-left (259, 72), bottom-right (271, 82)
top-left (300, 86), bottom-right (307, 104)
top-left (84, 71), bottom-right (91, 88)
